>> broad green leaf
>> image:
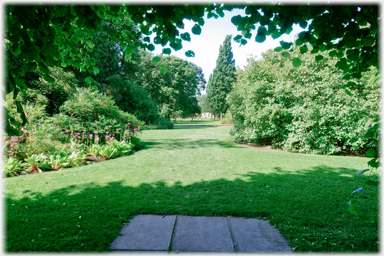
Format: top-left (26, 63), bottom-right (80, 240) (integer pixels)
top-left (362, 37), bottom-right (375, 46)
top-left (280, 41), bottom-right (293, 49)
top-left (162, 48), bottom-right (171, 55)
top-left (233, 34), bottom-right (242, 42)
top-left (315, 55), bottom-right (324, 62)
top-left (15, 101), bottom-right (27, 125)
top-left (231, 15), bottom-right (242, 26)
top-left (152, 56), bottom-right (161, 64)
top-left (170, 41), bottom-right (182, 51)
top-left (60, 51), bottom-right (68, 56)
top-left (85, 77), bottom-right (94, 84)
top-left (300, 45), bottom-right (308, 54)
top-left (292, 58), bottom-right (302, 67)
top-left (281, 52), bottom-right (290, 58)
top-left (143, 37), bottom-right (150, 43)
top-left (191, 24), bottom-right (202, 35)
top-left (255, 31), bottom-right (266, 43)
top-left (92, 85), bottom-right (98, 90)
top-left (299, 21), bottom-right (307, 29)
top-left (61, 61), bottom-right (67, 67)
top-left (346, 49), bottom-right (359, 61)
top-left (10, 117), bottom-right (20, 127)
top-left (344, 89), bottom-right (353, 96)
top-left (274, 46), bottom-right (283, 52)
top-left (329, 50), bottom-right (338, 57)
top-left (348, 204), bottom-right (358, 214)
top-left (365, 148), bottom-right (378, 157)
top-left (160, 65), bottom-right (167, 74)
top-left (43, 74), bottom-right (55, 83)
top-left (13, 45), bottom-right (22, 56)
top-left (272, 30), bottom-right (281, 39)
top-left (367, 158), bottom-right (379, 168)
top-left (180, 32), bottom-right (191, 42)
top-left (311, 47), bottom-right (320, 54)
top-left (154, 36), bottom-right (162, 44)
top-left (94, 67), bottom-right (99, 74)
top-left (26, 62), bottom-right (37, 72)
top-left (295, 39), bottom-right (303, 46)
top-left (197, 17), bottom-right (205, 26)
top-left (185, 50), bottom-right (195, 57)
top-left (147, 44), bottom-right (155, 51)
top-left (86, 40), bottom-right (95, 49)
top-left (38, 62), bottom-right (50, 74)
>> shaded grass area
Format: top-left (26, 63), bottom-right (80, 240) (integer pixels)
top-left (5, 127), bottom-right (379, 252)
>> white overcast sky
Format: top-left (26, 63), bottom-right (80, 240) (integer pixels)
top-left (151, 9), bottom-right (306, 94)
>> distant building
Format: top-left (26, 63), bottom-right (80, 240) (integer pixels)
top-left (201, 112), bottom-right (213, 119)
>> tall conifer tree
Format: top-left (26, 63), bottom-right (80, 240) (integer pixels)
top-left (207, 35), bottom-right (236, 121)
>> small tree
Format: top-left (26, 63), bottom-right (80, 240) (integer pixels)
top-left (207, 35), bottom-right (236, 121)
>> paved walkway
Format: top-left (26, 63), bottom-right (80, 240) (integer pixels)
top-left (110, 215), bottom-right (292, 253)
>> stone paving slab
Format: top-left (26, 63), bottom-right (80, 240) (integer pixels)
top-left (110, 215), bottom-right (292, 253)
top-left (171, 216), bottom-right (234, 252)
top-left (110, 215), bottom-right (176, 251)
top-left (228, 217), bottom-right (292, 253)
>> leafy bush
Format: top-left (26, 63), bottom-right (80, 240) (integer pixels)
top-left (220, 118), bottom-right (232, 125)
top-left (141, 119), bottom-right (174, 130)
top-left (227, 48), bottom-right (380, 155)
top-left (24, 154), bottom-right (50, 173)
top-left (3, 82), bottom-right (145, 178)
top-left (3, 157), bottom-right (27, 177)
top-left (128, 84), bottom-right (160, 124)
top-left (60, 87), bottom-right (143, 127)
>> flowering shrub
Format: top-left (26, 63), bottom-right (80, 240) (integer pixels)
top-left (3, 85), bottom-right (145, 178)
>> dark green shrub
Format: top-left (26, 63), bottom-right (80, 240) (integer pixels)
top-left (141, 119), bottom-right (174, 130)
top-left (228, 48), bottom-right (380, 155)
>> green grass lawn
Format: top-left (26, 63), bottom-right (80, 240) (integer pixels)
top-left (173, 118), bottom-right (227, 127)
top-left (4, 125), bottom-right (379, 252)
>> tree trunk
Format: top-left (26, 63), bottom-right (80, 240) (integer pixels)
top-left (220, 111), bottom-right (222, 122)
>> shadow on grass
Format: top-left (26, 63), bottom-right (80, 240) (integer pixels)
top-left (142, 138), bottom-right (242, 150)
top-left (5, 166), bottom-right (378, 253)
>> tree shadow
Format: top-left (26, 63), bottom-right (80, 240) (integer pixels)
top-left (5, 166), bottom-right (378, 252)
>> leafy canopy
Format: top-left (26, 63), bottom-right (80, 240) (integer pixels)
top-left (5, 3), bottom-right (380, 135)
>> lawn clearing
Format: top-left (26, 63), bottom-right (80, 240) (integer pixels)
top-left (4, 125), bottom-right (379, 252)
top-left (173, 118), bottom-right (226, 127)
